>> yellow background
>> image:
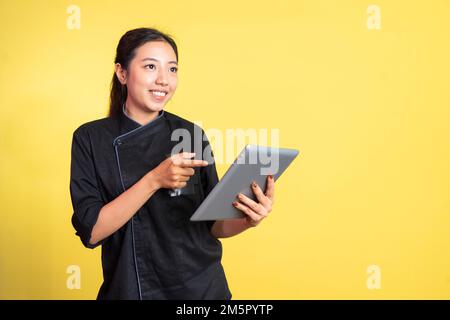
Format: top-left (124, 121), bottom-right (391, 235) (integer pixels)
top-left (1, 0), bottom-right (449, 299)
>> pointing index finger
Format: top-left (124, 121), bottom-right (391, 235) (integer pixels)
top-left (170, 152), bottom-right (195, 165)
top-left (180, 159), bottom-right (209, 168)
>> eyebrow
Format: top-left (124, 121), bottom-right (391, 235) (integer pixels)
top-left (141, 57), bottom-right (178, 65)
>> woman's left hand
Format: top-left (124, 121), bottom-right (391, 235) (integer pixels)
top-left (232, 175), bottom-right (275, 227)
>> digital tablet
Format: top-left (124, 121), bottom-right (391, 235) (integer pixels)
top-left (190, 144), bottom-right (299, 221)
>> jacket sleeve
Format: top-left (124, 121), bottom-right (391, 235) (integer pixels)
top-left (199, 129), bottom-right (220, 231)
top-left (69, 127), bottom-right (106, 249)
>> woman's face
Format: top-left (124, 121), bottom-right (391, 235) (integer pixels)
top-left (117, 40), bottom-right (178, 113)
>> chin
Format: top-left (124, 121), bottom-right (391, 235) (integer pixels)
top-left (145, 103), bottom-right (165, 113)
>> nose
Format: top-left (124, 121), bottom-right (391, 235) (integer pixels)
top-left (156, 69), bottom-right (168, 86)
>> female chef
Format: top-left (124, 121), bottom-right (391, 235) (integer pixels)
top-left (69, 27), bottom-right (275, 300)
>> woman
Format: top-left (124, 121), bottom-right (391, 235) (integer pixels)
top-left (69, 27), bottom-right (275, 300)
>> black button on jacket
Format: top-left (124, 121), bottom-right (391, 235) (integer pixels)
top-left (69, 108), bottom-right (232, 300)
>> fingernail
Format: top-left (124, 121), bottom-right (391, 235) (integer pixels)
top-left (252, 181), bottom-right (257, 188)
top-left (269, 175), bottom-right (273, 180)
top-left (237, 193), bottom-right (242, 199)
top-left (232, 201), bottom-right (238, 207)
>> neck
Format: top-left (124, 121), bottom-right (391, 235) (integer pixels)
top-left (124, 100), bottom-right (159, 126)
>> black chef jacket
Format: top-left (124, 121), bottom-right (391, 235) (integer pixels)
top-left (69, 107), bottom-right (232, 300)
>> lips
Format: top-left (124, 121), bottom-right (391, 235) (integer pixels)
top-left (149, 89), bottom-right (168, 94)
top-left (149, 90), bottom-right (168, 101)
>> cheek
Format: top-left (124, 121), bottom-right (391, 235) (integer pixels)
top-left (170, 78), bottom-right (178, 92)
top-left (141, 73), bottom-right (155, 88)
top-left (129, 70), bottom-right (154, 89)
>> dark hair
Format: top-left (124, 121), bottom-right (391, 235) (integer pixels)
top-left (109, 27), bottom-right (178, 117)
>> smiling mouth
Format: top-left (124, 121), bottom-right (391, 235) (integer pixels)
top-left (149, 90), bottom-right (167, 97)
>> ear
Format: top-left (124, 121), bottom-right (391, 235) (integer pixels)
top-left (114, 63), bottom-right (127, 85)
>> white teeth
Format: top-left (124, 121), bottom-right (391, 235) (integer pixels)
top-left (151, 91), bottom-right (167, 97)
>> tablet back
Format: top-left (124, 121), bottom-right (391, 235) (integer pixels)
top-left (190, 144), bottom-right (299, 221)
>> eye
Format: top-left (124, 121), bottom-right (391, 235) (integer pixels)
top-left (144, 64), bottom-right (155, 70)
top-left (170, 67), bottom-right (178, 73)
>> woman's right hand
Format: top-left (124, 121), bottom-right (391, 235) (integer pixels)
top-left (150, 152), bottom-right (208, 190)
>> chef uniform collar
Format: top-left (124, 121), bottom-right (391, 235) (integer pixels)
top-left (118, 103), bottom-right (166, 134)
top-left (112, 104), bottom-right (167, 148)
